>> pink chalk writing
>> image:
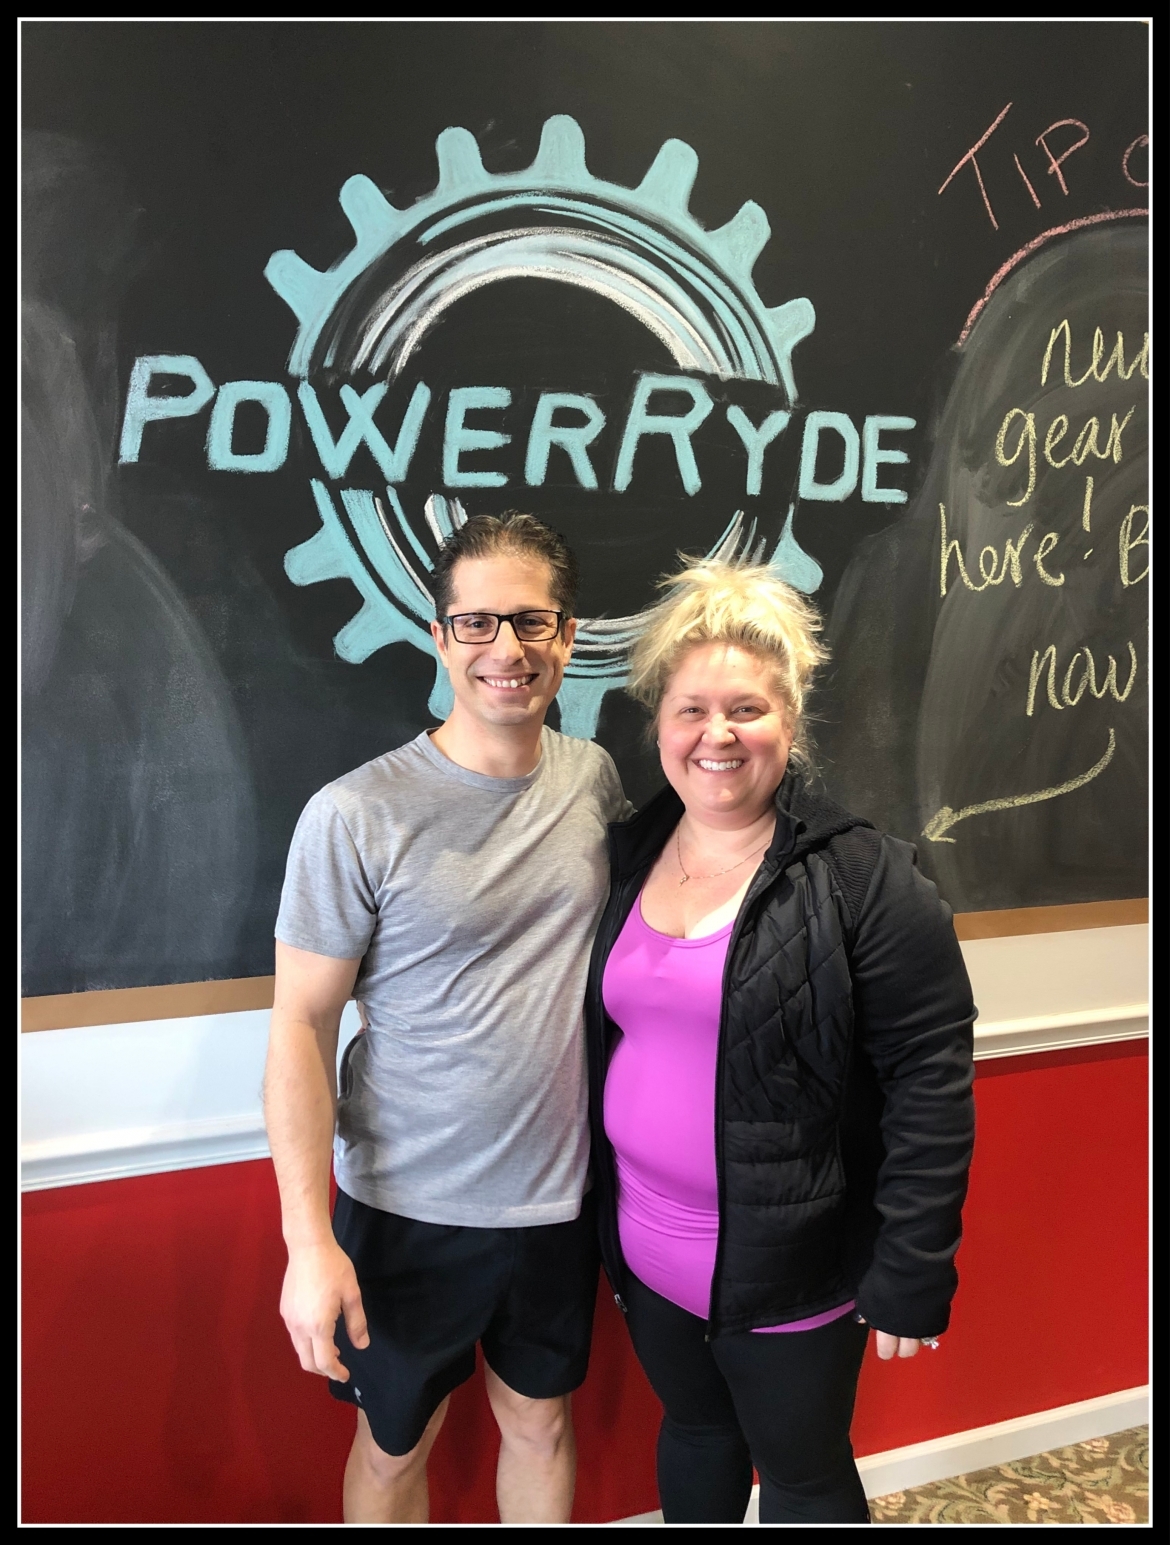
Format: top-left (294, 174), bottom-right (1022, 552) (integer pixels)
top-left (1013, 153), bottom-right (1042, 209)
top-left (940, 107), bottom-right (1146, 237)
top-left (1122, 135), bottom-right (1149, 189)
top-left (1035, 119), bottom-right (1091, 196)
top-left (937, 101), bottom-right (1013, 230)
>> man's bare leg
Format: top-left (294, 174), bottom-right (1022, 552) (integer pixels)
top-left (484, 1364), bottom-right (576, 1523)
top-left (343, 1398), bottom-right (450, 1523)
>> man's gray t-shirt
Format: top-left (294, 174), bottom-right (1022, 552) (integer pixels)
top-left (275, 727), bottom-right (631, 1227)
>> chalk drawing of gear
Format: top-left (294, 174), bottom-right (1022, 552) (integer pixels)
top-left (266, 114), bottom-right (822, 737)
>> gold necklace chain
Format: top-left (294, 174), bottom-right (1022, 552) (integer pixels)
top-left (675, 825), bottom-right (770, 887)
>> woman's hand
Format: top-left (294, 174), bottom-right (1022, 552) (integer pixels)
top-left (856, 1316), bottom-right (939, 1359)
top-left (875, 1331), bottom-right (922, 1360)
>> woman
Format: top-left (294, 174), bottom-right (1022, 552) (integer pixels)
top-left (585, 559), bottom-right (976, 1524)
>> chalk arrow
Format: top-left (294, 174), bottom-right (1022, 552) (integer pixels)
top-left (923, 729), bottom-right (1116, 843)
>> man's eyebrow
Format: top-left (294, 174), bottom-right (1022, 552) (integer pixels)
top-left (448, 607), bottom-right (558, 616)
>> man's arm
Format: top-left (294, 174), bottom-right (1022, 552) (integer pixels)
top-left (265, 940), bottom-right (368, 1381)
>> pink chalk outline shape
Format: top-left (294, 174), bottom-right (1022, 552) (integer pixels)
top-left (957, 208), bottom-right (1148, 347)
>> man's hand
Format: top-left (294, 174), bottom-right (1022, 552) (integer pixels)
top-left (280, 1238), bottom-right (370, 1381)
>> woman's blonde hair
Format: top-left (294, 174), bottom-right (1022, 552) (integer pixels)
top-left (626, 557), bottom-right (829, 770)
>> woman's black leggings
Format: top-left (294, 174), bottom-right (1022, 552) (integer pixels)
top-left (624, 1272), bottom-right (871, 1524)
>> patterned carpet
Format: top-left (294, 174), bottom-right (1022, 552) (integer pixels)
top-left (869, 1427), bottom-right (1148, 1524)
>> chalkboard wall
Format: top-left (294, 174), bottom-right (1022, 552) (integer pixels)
top-left (21, 21), bottom-right (1149, 995)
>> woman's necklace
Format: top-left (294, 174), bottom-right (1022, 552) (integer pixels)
top-left (675, 824), bottom-right (770, 886)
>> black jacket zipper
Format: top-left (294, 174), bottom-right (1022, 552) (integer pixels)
top-left (705, 852), bottom-right (782, 1339)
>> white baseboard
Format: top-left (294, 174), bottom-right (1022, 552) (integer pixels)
top-left (854, 1384), bottom-right (1149, 1499)
top-left (612, 1385), bottom-right (1149, 1524)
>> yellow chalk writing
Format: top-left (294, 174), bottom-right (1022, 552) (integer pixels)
top-left (1119, 504), bottom-right (1148, 587)
top-left (997, 405), bottom-right (1135, 506)
top-left (1026, 640), bottom-right (1138, 716)
top-left (1070, 408), bottom-right (1134, 466)
top-left (1033, 530), bottom-right (1064, 586)
top-left (1044, 414), bottom-right (1071, 467)
top-left (1027, 645), bottom-right (1061, 714)
top-left (1041, 320), bottom-right (1149, 387)
top-left (1000, 525), bottom-right (1034, 587)
top-left (939, 505), bottom-right (1039, 596)
top-left (996, 409), bottom-right (1036, 506)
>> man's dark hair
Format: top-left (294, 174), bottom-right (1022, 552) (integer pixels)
top-left (432, 511), bottom-right (579, 622)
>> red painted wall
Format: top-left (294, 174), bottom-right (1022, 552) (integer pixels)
top-left (21, 1041), bottom-right (1147, 1524)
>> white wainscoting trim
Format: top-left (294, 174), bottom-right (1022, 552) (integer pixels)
top-left (614, 1385), bottom-right (1150, 1523)
top-left (972, 1004), bottom-right (1148, 1061)
top-left (20, 1114), bottom-right (272, 1193)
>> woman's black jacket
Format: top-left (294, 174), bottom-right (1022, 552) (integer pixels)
top-left (584, 767), bottom-right (976, 1341)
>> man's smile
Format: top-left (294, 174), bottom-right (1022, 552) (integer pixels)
top-left (478, 673), bottom-right (539, 691)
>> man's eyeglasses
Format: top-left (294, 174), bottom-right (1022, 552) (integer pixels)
top-left (443, 610), bottom-right (564, 644)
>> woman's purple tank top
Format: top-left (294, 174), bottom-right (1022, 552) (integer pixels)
top-left (602, 891), bottom-right (854, 1331)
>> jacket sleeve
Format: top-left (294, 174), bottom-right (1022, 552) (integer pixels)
top-left (848, 835), bottom-right (976, 1338)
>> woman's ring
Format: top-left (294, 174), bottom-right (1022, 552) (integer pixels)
top-left (920, 1336), bottom-right (940, 1349)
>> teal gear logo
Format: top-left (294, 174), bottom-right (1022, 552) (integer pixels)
top-left (265, 115), bottom-right (822, 737)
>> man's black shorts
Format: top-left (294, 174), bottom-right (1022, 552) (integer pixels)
top-left (328, 1188), bottom-right (600, 1456)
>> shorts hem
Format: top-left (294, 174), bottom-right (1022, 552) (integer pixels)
top-left (328, 1361), bottom-right (475, 1457)
top-left (481, 1351), bottom-right (591, 1402)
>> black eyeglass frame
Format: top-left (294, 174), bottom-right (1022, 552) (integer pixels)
top-left (441, 610), bottom-right (566, 644)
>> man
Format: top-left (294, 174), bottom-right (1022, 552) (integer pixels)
top-left (264, 512), bottom-right (631, 1524)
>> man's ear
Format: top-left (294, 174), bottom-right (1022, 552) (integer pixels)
top-left (430, 618), bottom-right (450, 665)
top-left (561, 616), bottom-right (578, 655)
